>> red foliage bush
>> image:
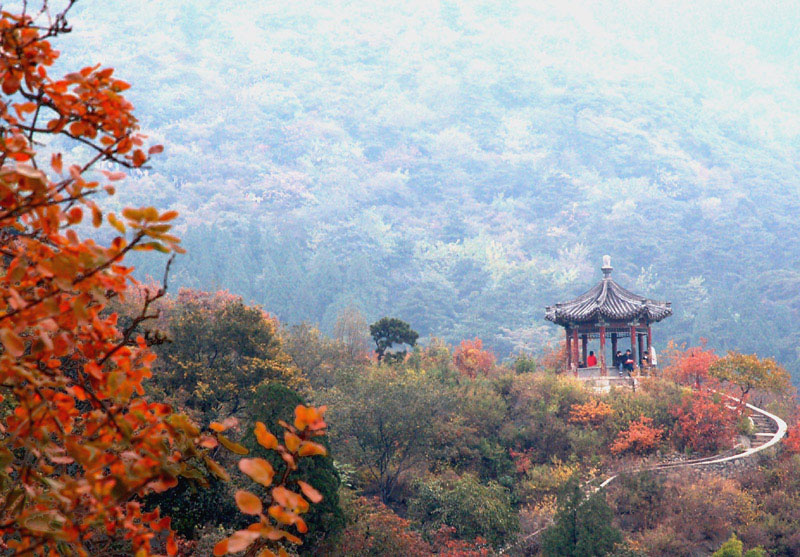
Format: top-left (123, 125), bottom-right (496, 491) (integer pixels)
top-left (326, 497), bottom-right (431, 556)
top-left (569, 399), bottom-right (614, 427)
top-left (671, 390), bottom-right (737, 453)
top-left (663, 340), bottom-right (718, 389)
top-left (431, 525), bottom-right (492, 556)
top-left (454, 338), bottom-right (496, 379)
top-left (610, 416), bottom-right (664, 455)
top-left (783, 420), bottom-right (800, 455)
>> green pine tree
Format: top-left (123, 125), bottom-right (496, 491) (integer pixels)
top-left (542, 479), bottom-right (623, 557)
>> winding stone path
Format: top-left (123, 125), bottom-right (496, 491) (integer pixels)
top-left (500, 395), bottom-right (787, 555)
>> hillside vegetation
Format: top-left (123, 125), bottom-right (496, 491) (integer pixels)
top-left (7, 3), bottom-right (800, 556)
top-left (59, 0), bottom-right (800, 379)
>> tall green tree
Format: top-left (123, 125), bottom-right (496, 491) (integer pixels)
top-left (327, 364), bottom-right (447, 502)
top-left (542, 479), bottom-right (623, 557)
top-left (151, 289), bottom-right (305, 417)
top-left (370, 317), bottom-right (419, 363)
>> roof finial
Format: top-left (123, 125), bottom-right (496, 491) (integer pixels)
top-left (601, 255), bottom-right (613, 278)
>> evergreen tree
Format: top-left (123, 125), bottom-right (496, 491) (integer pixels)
top-left (542, 479), bottom-right (623, 557)
top-left (370, 317), bottom-right (419, 363)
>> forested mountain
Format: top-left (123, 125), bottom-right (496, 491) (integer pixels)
top-left (62, 1), bottom-right (800, 378)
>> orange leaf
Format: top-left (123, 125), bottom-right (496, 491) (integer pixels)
top-left (213, 539), bottom-right (228, 556)
top-left (294, 405), bottom-right (327, 431)
top-left (284, 432), bottom-right (301, 453)
top-left (254, 422), bottom-right (278, 450)
top-left (3, 74), bottom-right (20, 95)
top-left (272, 486), bottom-right (309, 514)
top-left (101, 170), bottom-right (127, 181)
top-left (209, 422), bottom-right (227, 432)
top-left (298, 441), bottom-right (326, 457)
top-left (297, 481), bottom-right (323, 503)
top-left (148, 144), bottom-right (164, 155)
top-left (227, 530), bottom-right (260, 553)
top-left (0, 329), bottom-right (25, 358)
top-left (91, 205), bottom-right (102, 228)
top-left (239, 458), bottom-right (274, 487)
top-left (132, 149), bottom-right (147, 167)
top-left (235, 490), bottom-right (263, 515)
top-left (51, 153), bottom-right (63, 174)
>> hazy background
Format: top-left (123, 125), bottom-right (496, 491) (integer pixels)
top-left (55, 1), bottom-right (800, 378)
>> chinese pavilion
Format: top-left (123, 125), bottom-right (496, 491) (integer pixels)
top-left (545, 256), bottom-right (672, 375)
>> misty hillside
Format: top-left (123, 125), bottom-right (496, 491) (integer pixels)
top-left (61, 1), bottom-right (800, 377)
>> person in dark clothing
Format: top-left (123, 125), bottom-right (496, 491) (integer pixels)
top-left (623, 349), bottom-right (635, 373)
top-left (615, 350), bottom-right (624, 372)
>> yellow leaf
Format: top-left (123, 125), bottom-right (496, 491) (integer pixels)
top-left (203, 455), bottom-right (230, 482)
top-left (219, 434), bottom-right (249, 455)
top-left (107, 213), bottom-right (126, 234)
top-left (122, 207), bottom-right (142, 221)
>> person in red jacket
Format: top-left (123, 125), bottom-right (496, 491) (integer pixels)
top-left (586, 350), bottom-right (597, 367)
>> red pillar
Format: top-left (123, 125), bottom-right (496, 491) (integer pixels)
top-left (565, 328), bottom-right (572, 370)
top-left (572, 329), bottom-right (579, 376)
top-left (599, 326), bottom-right (606, 376)
top-left (646, 325), bottom-right (652, 354)
top-left (629, 325), bottom-right (637, 370)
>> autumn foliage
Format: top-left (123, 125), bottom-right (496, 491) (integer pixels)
top-left (0, 4), bottom-right (325, 554)
top-left (609, 416), bottom-right (664, 455)
top-left (671, 390), bottom-right (737, 453)
top-left (663, 340), bottom-right (718, 389)
top-left (212, 405), bottom-right (329, 556)
top-left (782, 420), bottom-right (800, 455)
top-left (569, 399), bottom-right (614, 428)
top-left (324, 497), bottom-right (431, 557)
top-left (453, 337), bottom-right (496, 379)
top-left (0, 4), bottom-right (192, 553)
top-left (709, 351), bottom-right (792, 402)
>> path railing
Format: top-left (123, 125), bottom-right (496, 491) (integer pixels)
top-left (499, 394), bottom-right (787, 555)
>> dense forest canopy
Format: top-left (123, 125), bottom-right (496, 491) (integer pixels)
top-left (60, 0), bottom-right (800, 378)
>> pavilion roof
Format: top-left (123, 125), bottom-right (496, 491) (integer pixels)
top-left (545, 257), bottom-right (672, 326)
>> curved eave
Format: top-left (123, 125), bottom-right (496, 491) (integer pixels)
top-left (545, 305), bottom-right (672, 327)
top-left (545, 278), bottom-right (672, 327)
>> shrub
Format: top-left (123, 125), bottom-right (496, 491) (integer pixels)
top-left (408, 473), bottom-right (519, 548)
top-left (671, 390), bottom-right (737, 453)
top-left (610, 416), bottom-right (665, 455)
